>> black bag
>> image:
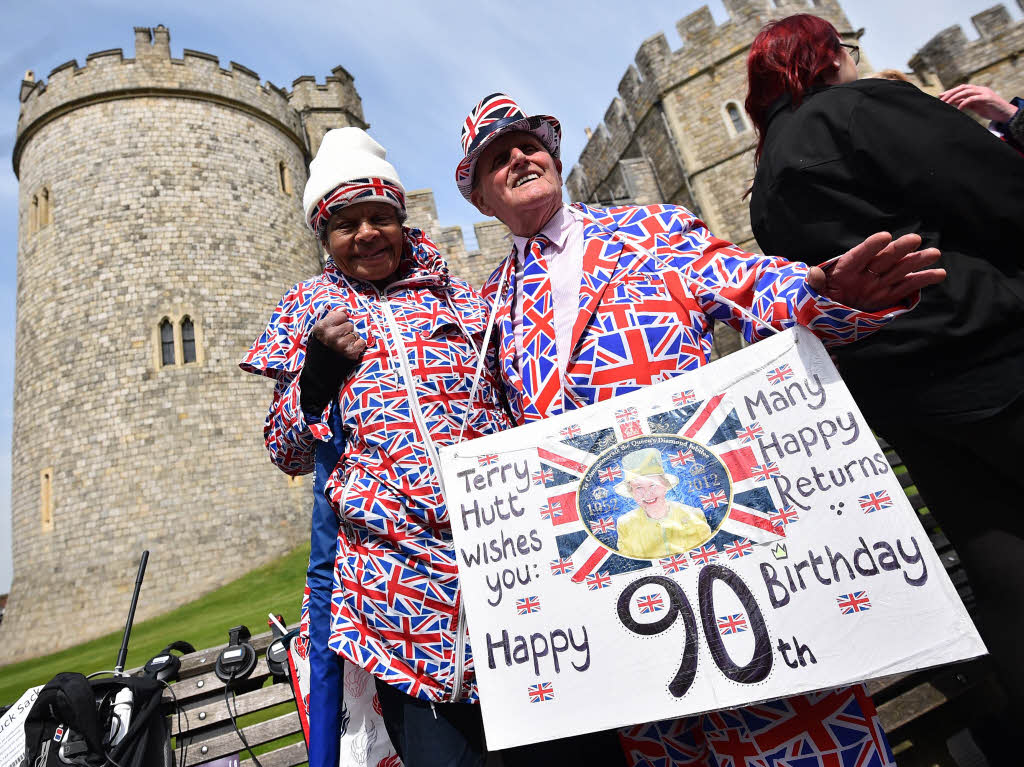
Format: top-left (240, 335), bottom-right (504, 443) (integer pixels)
top-left (24, 672), bottom-right (169, 767)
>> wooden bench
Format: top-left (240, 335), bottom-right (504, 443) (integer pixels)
top-left (163, 445), bottom-right (996, 767)
top-left (164, 629), bottom-right (307, 767)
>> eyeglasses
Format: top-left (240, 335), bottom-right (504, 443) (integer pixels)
top-left (839, 43), bottom-right (860, 65)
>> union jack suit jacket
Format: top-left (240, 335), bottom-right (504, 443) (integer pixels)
top-left (481, 203), bottom-right (910, 425)
top-left (241, 229), bottom-right (512, 703)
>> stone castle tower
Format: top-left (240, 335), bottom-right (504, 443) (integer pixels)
top-left (4, 26), bottom-right (366, 661)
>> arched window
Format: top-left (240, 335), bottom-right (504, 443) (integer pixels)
top-left (278, 161), bottom-right (293, 195)
top-left (181, 317), bottom-right (196, 363)
top-left (160, 318), bottom-right (175, 366)
top-left (41, 187), bottom-right (51, 227)
top-left (726, 103), bottom-right (748, 134)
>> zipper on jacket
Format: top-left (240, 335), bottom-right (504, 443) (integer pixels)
top-left (378, 295), bottom-right (468, 701)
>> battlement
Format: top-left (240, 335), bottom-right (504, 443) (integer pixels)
top-left (569, 0), bottom-right (857, 201)
top-left (289, 66), bottom-right (365, 124)
top-left (14, 26), bottom-right (365, 174)
top-left (909, 2), bottom-right (1024, 87)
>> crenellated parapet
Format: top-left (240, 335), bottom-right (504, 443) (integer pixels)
top-left (568, 0), bottom-right (858, 204)
top-left (13, 25), bottom-right (368, 174)
top-left (909, 2), bottom-right (1024, 88)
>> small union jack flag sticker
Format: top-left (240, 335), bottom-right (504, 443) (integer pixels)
top-left (859, 491), bottom-right (893, 513)
top-left (723, 538), bottom-right (753, 559)
top-left (516, 596), bottom-right (541, 615)
top-left (689, 544), bottom-right (719, 566)
top-left (668, 449), bottom-right (695, 468)
top-left (560, 424), bottom-right (582, 438)
top-left (528, 682), bottom-right (555, 703)
top-left (735, 423), bottom-right (764, 443)
top-left (672, 390), bottom-right (696, 406)
top-left (767, 364), bottom-right (794, 385)
top-left (837, 591), bottom-right (872, 614)
top-left (549, 558), bottom-right (574, 575)
top-left (751, 462), bottom-right (781, 482)
top-left (661, 553), bottom-right (689, 573)
top-left (615, 407), bottom-right (639, 423)
top-left (478, 454), bottom-right (498, 466)
top-left (532, 468), bottom-right (553, 486)
top-left (586, 572), bottom-right (612, 590)
top-left (636, 593), bottom-right (665, 614)
top-left (717, 613), bottom-right (748, 635)
top-left (592, 516), bottom-right (615, 534)
top-left (699, 490), bottom-right (727, 509)
top-left (539, 501), bottom-right (563, 521)
top-left (598, 465), bottom-right (623, 483)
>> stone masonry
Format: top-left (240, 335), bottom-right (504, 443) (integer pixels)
top-left (4, 26), bottom-right (364, 663)
top-left (7, 5), bottom-right (1023, 662)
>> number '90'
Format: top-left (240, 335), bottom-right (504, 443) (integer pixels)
top-left (616, 565), bottom-right (772, 697)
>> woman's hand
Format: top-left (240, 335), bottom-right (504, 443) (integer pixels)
top-left (312, 309), bottom-right (367, 361)
top-left (939, 84), bottom-right (1017, 122)
top-left (806, 232), bottom-right (945, 312)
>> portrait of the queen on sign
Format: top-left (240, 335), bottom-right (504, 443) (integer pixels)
top-left (576, 436), bottom-right (733, 560)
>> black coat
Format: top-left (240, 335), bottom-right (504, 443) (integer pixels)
top-left (750, 78), bottom-right (1024, 424)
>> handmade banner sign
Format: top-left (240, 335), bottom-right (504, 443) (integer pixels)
top-left (438, 326), bottom-right (985, 750)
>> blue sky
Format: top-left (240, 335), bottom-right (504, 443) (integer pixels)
top-left (0, 0), bottom-right (1018, 593)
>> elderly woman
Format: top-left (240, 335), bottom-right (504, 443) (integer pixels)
top-left (744, 15), bottom-right (1024, 762)
top-left (613, 449), bottom-right (711, 559)
top-left (241, 128), bottom-right (516, 767)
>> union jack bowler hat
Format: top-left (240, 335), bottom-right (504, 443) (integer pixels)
top-left (456, 93), bottom-right (561, 201)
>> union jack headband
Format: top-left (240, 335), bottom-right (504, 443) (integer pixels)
top-left (456, 93), bottom-right (561, 201)
top-left (309, 177), bottom-right (406, 240)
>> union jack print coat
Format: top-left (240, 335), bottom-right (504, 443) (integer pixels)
top-left (481, 203), bottom-right (911, 424)
top-left (241, 229), bottom-right (512, 702)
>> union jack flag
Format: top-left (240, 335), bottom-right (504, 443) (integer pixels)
top-left (735, 423), bottom-right (764, 443)
top-left (700, 490), bottom-right (727, 509)
top-left (751, 462), bottom-right (781, 482)
top-left (668, 449), bottom-right (696, 467)
top-left (586, 572), bottom-right (612, 590)
top-left (616, 407), bottom-right (639, 423)
top-left (592, 516), bottom-right (615, 534)
top-left (549, 558), bottom-right (574, 575)
top-left (723, 538), bottom-right (753, 559)
top-left (838, 591), bottom-right (872, 614)
top-left (673, 390), bottom-right (696, 406)
top-left (770, 505), bottom-right (799, 530)
top-left (637, 593), bottom-right (665, 613)
top-left (532, 468), bottom-right (553, 486)
top-left (527, 682), bottom-right (555, 703)
top-left (717, 613), bottom-right (748, 635)
top-left (598, 465), bottom-right (623, 483)
top-left (767, 364), bottom-right (794, 385)
top-left (661, 553), bottom-right (689, 573)
top-left (539, 501), bottom-right (563, 521)
top-left (478, 454), bottom-right (498, 466)
top-left (516, 596), bottom-right (541, 615)
top-left (560, 424), bottom-right (582, 438)
top-left (859, 491), bottom-right (893, 513)
top-left (689, 543), bottom-right (719, 566)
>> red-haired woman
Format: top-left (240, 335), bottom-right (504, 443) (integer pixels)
top-left (746, 14), bottom-right (1024, 760)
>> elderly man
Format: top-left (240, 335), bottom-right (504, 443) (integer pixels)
top-left (456, 93), bottom-right (945, 767)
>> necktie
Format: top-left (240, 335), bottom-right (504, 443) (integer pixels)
top-left (519, 234), bottom-right (563, 421)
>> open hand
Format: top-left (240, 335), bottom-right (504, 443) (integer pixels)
top-left (806, 232), bottom-right (945, 312)
top-left (312, 309), bottom-right (367, 361)
top-left (939, 84), bottom-right (1017, 122)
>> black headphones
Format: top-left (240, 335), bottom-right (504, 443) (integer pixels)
top-left (215, 626), bottom-right (257, 685)
top-left (143, 640), bottom-right (196, 683)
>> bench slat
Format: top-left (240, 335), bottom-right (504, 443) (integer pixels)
top-left (171, 681), bottom-right (296, 735)
top-left (241, 740), bottom-right (308, 767)
top-left (176, 711), bottom-right (302, 764)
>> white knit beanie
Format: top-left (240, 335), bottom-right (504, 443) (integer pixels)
top-left (303, 127), bottom-right (406, 237)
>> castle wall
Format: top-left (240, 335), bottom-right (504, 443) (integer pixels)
top-left (3, 29), bottom-right (333, 662)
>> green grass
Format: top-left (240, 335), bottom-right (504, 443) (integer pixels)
top-left (0, 544), bottom-right (310, 706)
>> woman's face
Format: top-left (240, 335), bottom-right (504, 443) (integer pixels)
top-left (326, 201), bottom-right (404, 285)
top-left (629, 475), bottom-right (669, 514)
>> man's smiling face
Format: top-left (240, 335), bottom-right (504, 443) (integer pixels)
top-left (470, 131), bottom-right (563, 237)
